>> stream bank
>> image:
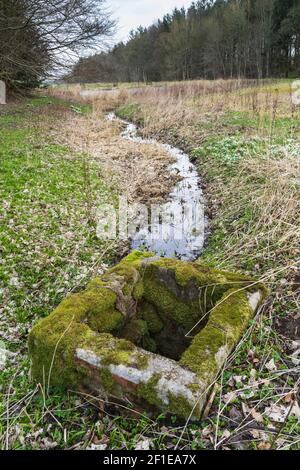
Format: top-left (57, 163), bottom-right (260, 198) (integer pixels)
top-left (108, 112), bottom-right (207, 261)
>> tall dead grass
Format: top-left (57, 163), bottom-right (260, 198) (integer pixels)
top-left (43, 91), bottom-right (177, 205)
top-left (48, 79), bottom-right (300, 280)
top-left (97, 78), bottom-right (299, 282)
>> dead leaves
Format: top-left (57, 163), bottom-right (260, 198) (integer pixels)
top-left (250, 409), bottom-right (264, 424)
top-left (265, 402), bottom-right (300, 424)
top-left (257, 441), bottom-right (271, 450)
top-left (265, 358), bottom-right (277, 372)
top-left (222, 370), bottom-right (270, 405)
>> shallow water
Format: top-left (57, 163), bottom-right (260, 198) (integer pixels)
top-left (107, 113), bottom-right (205, 261)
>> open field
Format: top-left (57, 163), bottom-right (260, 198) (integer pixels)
top-left (1, 79), bottom-right (300, 450)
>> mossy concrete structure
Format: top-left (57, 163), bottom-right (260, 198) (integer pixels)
top-left (29, 251), bottom-right (268, 420)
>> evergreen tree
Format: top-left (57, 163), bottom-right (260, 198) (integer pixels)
top-left (67, 0), bottom-right (300, 83)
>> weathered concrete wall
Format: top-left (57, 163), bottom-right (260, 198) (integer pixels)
top-left (29, 251), bottom-right (268, 420)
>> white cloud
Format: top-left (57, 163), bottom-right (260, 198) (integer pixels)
top-left (108, 0), bottom-right (192, 43)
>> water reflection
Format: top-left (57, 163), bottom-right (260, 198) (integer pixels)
top-left (108, 113), bottom-right (205, 261)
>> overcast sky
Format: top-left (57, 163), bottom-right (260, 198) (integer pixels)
top-left (109, 0), bottom-right (193, 43)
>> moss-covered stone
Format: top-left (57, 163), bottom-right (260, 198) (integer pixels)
top-left (28, 250), bottom-right (268, 420)
top-left (140, 258), bottom-right (261, 332)
top-left (168, 392), bottom-right (195, 419)
top-left (139, 301), bottom-right (163, 334)
top-left (99, 368), bottom-right (114, 393)
top-left (137, 374), bottom-right (164, 408)
top-left (120, 318), bottom-right (149, 344)
top-left (180, 288), bottom-right (263, 380)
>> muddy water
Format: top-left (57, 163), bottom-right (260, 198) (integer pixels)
top-left (108, 113), bottom-right (205, 261)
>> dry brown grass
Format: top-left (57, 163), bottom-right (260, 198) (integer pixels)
top-left (48, 80), bottom-right (300, 277)
top-left (126, 80), bottom-right (299, 141)
top-left (210, 153), bottom-right (300, 275)
top-left (42, 93), bottom-right (177, 205)
top-left (112, 80), bottom-right (300, 276)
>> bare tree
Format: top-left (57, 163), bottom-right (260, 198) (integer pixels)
top-left (0, 0), bottom-right (115, 88)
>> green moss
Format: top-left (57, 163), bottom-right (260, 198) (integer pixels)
top-left (187, 383), bottom-right (201, 393)
top-left (120, 319), bottom-right (149, 344)
top-left (93, 336), bottom-right (148, 370)
top-left (103, 264), bottom-right (138, 288)
top-left (118, 317), bottom-right (158, 355)
top-left (82, 288), bottom-right (124, 333)
top-left (101, 350), bottom-right (131, 366)
top-left (174, 261), bottom-right (210, 287)
top-left (28, 316), bottom-right (95, 389)
top-left (139, 302), bottom-right (163, 334)
top-left (180, 327), bottom-right (226, 379)
top-left (137, 374), bottom-right (164, 408)
top-left (100, 251), bottom-right (152, 312)
top-left (132, 279), bottom-right (144, 300)
top-left (87, 308), bottom-right (124, 334)
top-left (134, 353), bottom-right (149, 369)
top-left (168, 392), bottom-right (194, 419)
top-left (120, 250), bottom-right (154, 265)
top-left (142, 263), bottom-right (203, 329)
top-left (116, 339), bottom-right (135, 351)
top-left (86, 277), bottom-right (107, 290)
top-left (180, 288), bottom-right (261, 379)
top-left (99, 368), bottom-right (114, 393)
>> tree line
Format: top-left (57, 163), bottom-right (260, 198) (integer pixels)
top-left (67, 0), bottom-right (300, 83)
top-left (0, 0), bottom-right (114, 90)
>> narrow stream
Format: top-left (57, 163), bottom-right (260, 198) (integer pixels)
top-left (108, 113), bottom-right (205, 261)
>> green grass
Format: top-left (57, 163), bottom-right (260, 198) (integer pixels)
top-left (0, 97), bottom-right (122, 450)
top-left (0, 98), bottom-right (117, 325)
top-left (26, 96), bottom-right (92, 114)
top-left (116, 103), bottom-right (143, 124)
